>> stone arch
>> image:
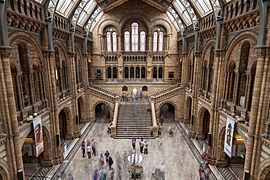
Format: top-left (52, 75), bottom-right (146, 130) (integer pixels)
top-left (201, 39), bottom-right (216, 61)
top-left (225, 31), bottom-right (258, 63)
top-left (41, 125), bottom-right (53, 166)
top-left (185, 96), bottom-right (193, 124)
top-left (92, 101), bottom-right (112, 112)
top-left (119, 15), bottom-right (151, 32)
top-left (93, 101), bottom-right (112, 122)
top-left (198, 107), bottom-right (211, 140)
top-left (58, 107), bottom-right (72, 140)
top-left (0, 160), bottom-right (10, 180)
top-left (217, 126), bottom-right (226, 162)
top-left (150, 19), bottom-right (172, 34)
top-left (9, 32), bottom-right (43, 58)
top-left (159, 101), bottom-right (177, 122)
top-left (258, 159), bottom-right (270, 180)
top-left (54, 40), bottom-right (69, 62)
top-left (77, 96), bottom-right (85, 123)
top-left (98, 19), bottom-right (121, 35)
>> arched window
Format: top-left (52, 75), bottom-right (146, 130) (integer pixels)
top-left (237, 42), bottom-right (250, 106)
top-left (153, 32), bottom-right (158, 52)
top-left (107, 67), bottom-right (112, 79)
top-left (153, 27), bottom-right (166, 52)
top-left (124, 67), bottom-right (129, 79)
top-left (227, 62), bottom-right (236, 101)
top-left (112, 32), bottom-right (117, 52)
top-left (105, 27), bottom-right (117, 52)
top-left (131, 23), bottom-right (139, 51)
top-left (140, 31), bottom-right (146, 51)
top-left (202, 60), bottom-right (207, 90)
top-left (136, 67), bottom-right (140, 78)
top-left (153, 67), bottom-right (157, 79)
top-left (208, 47), bottom-right (214, 92)
top-left (113, 67), bottom-right (117, 79)
top-left (124, 31), bottom-right (130, 52)
top-left (158, 67), bottom-right (163, 79)
top-left (55, 48), bottom-right (62, 93)
top-left (141, 67), bottom-right (146, 79)
top-left (130, 67), bottom-right (134, 79)
top-left (123, 22), bottom-right (147, 52)
top-left (106, 32), bottom-right (112, 52)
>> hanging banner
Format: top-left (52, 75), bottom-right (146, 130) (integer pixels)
top-left (224, 116), bottom-right (236, 158)
top-left (33, 117), bottom-right (44, 157)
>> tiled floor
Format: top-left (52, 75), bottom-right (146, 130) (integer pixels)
top-left (64, 122), bottom-right (200, 180)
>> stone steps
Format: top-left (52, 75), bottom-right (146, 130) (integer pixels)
top-left (115, 103), bottom-right (153, 139)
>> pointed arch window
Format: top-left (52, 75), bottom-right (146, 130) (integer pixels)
top-left (106, 32), bottom-right (112, 52)
top-left (112, 32), bottom-right (117, 52)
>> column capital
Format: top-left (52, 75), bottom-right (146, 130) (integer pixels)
top-left (255, 46), bottom-right (270, 57)
top-left (0, 46), bottom-right (13, 58)
top-left (214, 49), bottom-right (226, 58)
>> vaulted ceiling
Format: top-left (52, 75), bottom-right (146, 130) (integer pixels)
top-left (44, 0), bottom-right (228, 32)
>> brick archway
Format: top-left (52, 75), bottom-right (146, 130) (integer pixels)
top-left (0, 160), bottom-right (10, 180)
top-left (58, 107), bottom-right (73, 140)
top-left (159, 101), bottom-right (177, 122)
top-left (93, 101), bottom-right (112, 122)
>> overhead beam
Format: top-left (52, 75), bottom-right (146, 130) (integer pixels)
top-left (141, 0), bottom-right (168, 12)
top-left (100, 0), bottom-right (128, 12)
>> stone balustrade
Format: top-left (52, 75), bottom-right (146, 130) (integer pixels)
top-left (150, 101), bottom-right (158, 138)
top-left (110, 100), bottom-right (119, 138)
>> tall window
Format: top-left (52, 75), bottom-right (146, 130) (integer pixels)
top-left (131, 23), bottom-right (139, 51)
top-left (153, 27), bottom-right (165, 52)
top-left (105, 27), bottom-right (117, 52)
top-left (124, 31), bottom-right (130, 51)
top-left (123, 21), bottom-right (147, 52)
top-left (140, 31), bottom-right (146, 51)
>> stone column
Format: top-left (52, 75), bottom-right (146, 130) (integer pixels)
top-left (244, 47), bottom-right (269, 179)
top-left (43, 50), bottom-right (63, 165)
top-left (0, 47), bottom-right (24, 179)
top-left (181, 53), bottom-right (189, 86)
top-left (67, 52), bottom-right (77, 139)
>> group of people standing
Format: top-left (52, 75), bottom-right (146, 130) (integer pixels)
top-left (132, 137), bottom-right (148, 154)
top-left (81, 140), bottom-right (114, 180)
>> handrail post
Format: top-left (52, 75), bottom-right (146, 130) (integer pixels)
top-left (110, 96), bottom-right (119, 137)
top-left (149, 98), bottom-right (159, 137)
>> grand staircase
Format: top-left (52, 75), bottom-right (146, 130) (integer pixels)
top-left (115, 103), bottom-right (153, 139)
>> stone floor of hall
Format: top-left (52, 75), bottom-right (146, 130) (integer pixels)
top-left (64, 122), bottom-right (199, 180)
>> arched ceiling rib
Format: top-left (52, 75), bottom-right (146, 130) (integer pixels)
top-left (43, 0), bottom-right (225, 32)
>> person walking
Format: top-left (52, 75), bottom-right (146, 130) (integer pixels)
top-left (93, 169), bottom-right (99, 180)
top-left (81, 140), bottom-right (86, 158)
top-left (144, 140), bottom-right (148, 154)
top-left (139, 138), bottom-right (144, 153)
top-left (108, 156), bottom-right (114, 170)
top-left (87, 143), bottom-right (92, 159)
top-left (92, 139), bottom-right (97, 156)
top-left (132, 136), bottom-right (136, 149)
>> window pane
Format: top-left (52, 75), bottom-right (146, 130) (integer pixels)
top-left (112, 32), bottom-right (117, 52)
top-left (107, 32), bottom-right (112, 52)
top-left (56, 0), bottom-right (78, 17)
top-left (158, 32), bottom-right (163, 52)
top-left (77, 0), bottom-right (97, 26)
top-left (131, 23), bottom-right (139, 51)
top-left (140, 31), bottom-right (146, 52)
top-left (153, 32), bottom-right (158, 52)
top-left (124, 31), bottom-right (130, 52)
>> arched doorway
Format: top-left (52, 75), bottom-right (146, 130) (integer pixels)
top-left (160, 103), bottom-right (175, 122)
top-left (77, 97), bottom-right (84, 124)
top-left (95, 103), bottom-right (110, 123)
top-left (59, 109), bottom-right (69, 141)
top-left (22, 126), bottom-right (51, 179)
top-left (202, 109), bottom-right (210, 140)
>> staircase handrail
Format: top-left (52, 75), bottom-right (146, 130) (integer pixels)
top-left (150, 85), bottom-right (183, 103)
top-left (89, 85), bottom-right (118, 103)
top-left (110, 100), bottom-right (119, 138)
top-left (151, 83), bottom-right (181, 97)
top-left (89, 83), bottom-right (117, 97)
top-left (150, 101), bottom-right (159, 137)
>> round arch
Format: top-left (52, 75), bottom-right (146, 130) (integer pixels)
top-left (9, 32), bottom-right (43, 59)
top-left (217, 126), bottom-right (226, 162)
top-left (0, 160), bottom-right (10, 180)
top-left (258, 159), bottom-right (270, 180)
top-left (77, 96), bottom-right (84, 124)
top-left (201, 39), bottom-right (216, 61)
top-left (93, 102), bottom-right (111, 122)
top-left (159, 102), bottom-right (176, 122)
top-left (150, 19), bottom-right (173, 34)
top-left (198, 107), bottom-right (211, 140)
top-left (185, 96), bottom-right (193, 124)
top-left (54, 40), bottom-right (69, 62)
top-left (225, 31), bottom-right (258, 63)
top-left (98, 19), bottom-right (121, 35)
top-left (58, 107), bottom-right (72, 140)
top-left (119, 15), bottom-right (151, 32)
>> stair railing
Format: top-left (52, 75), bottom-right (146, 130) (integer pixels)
top-left (150, 100), bottom-right (159, 137)
top-left (150, 85), bottom-right (183, 103)
top-left (89, 84), bottom-right (118, 103)
top-left (110, 99), bottom-right (119, 138)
